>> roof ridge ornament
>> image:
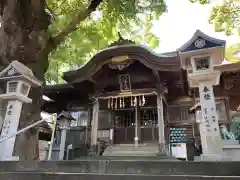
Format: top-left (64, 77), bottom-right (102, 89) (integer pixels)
top-left (108, 32), bottom-right (135, 47)
top-left (118, 32), bottom-right (124, 41)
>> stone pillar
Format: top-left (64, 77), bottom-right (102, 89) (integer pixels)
top-left (59, 129), bottom-right (67, 160)
top-left (134, 106), bottom-right (139, 147)
top-left (109, 128), bottom-right (113, 145)
top-left (57, 111), bottom-right (74, 160)
top-left (198, 82), bottom-right (223, 160)
top-left (0, 100), bottom-right (6, 132)
top-left (157, 94), bottom-right (165, 152)
top-left (0, 100), bottom-right (22, 160)
top-left (0, 61), bottom-right (41, 161)
top-left (91, 99), bottom-right (99, 152)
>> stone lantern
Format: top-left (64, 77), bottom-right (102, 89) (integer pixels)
top-left (57, 111), bottom-right (75, 160)
top-left (0, 61), bottom-right (41, 103)
top-left (178, 30), bottom-right (226, 160)
top-left (0, 61), bottom-right (41, 161)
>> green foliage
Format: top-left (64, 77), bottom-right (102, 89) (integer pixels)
top-left (225, 43), bottom-right (240, 62)
top-left (190, 0), bottom-right (240, 36)
top-left (189, 0), bottom-right (210, 4)
top-left (209, 0), bottom-right (240, 36)
top-left (45, 0), bottom-right (167, 84)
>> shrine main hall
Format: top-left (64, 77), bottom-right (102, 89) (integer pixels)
top-left (43, 30), bottom-right (240, 159)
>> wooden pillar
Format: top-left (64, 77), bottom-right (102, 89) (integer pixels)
top-left (157, 94), bottom-right (165, 153)
top-left (134, 106), bottom-right (139, 147)
top-left (91, 99), bottom-right (99, 152)
top-left (84, 108), bottom-right (91, 150)
top-left (109, 111), bottom-right (114, 145)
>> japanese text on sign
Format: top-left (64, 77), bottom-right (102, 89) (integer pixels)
top-left (199, 84), bottom-right (220, 134)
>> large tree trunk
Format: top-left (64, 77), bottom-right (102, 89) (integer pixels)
top-left (0, 0), bottom-right (50, 160)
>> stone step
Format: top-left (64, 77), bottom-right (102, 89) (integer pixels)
top-left (0, 161), bottom-right (239, 176)
top-left (106, 149), bottom-right (158, 153)
top-left (74, 155), bottom-right (178, 161)
top-left (104, 147), bottom-right (159, 152)
top-left (109, 145), bottom-right (158, 148)
top-left (103, 153), bottom-right (157, 156)
top-left (107, 150), bottom-right (158, 153)
top-left (104, 149), bottom-right (158, 153)
top-left (113, 144), bottom-right (158, 147)
top-left (109, 146), bottom-right (159, 150)
top-left (103, 144), bottom-right (159, 156)
top-left (0, 172), bottom-right (238, 180)
top-left (104, 150), bottom-right (158, 154)
top-left (112, 144), bottom-right (158, 147)
top-left (104, 149), bottom-right (157, 152)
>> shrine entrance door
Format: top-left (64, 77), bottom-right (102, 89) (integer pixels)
top-left (113, 107), bottom-right (159, 144)
top-left (139, 107), bottom-right (159, 143)
top-left (113, 108), bottom-right (135, 144)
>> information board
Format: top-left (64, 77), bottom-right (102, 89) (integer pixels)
top-left (169, 127), bottom-right (187, 159)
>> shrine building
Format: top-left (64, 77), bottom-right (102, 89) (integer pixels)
top-left (42, 30), bottom-right (240, 159)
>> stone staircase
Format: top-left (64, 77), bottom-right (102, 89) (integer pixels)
top-left (102, 143), bottom-right (160, 156)
top-left (1, 172), bottom-right (240, 180)
top-left (0, 160), bottom-right (239, 179)
top-left (0, 143), bottom-right (239, 180)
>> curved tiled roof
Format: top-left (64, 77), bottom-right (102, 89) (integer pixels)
top-left (63, 44), bottom-right (181, 83)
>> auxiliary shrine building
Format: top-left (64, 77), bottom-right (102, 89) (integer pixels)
top-left (43, 30), bottom-right (240, 159)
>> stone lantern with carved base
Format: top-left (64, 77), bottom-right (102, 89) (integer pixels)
top-left (0, 61), bottom-right (41, 161)
top-left (178, 30), bottom-right (229, 161)
top-left (57, 111), bottom-right (75, 160)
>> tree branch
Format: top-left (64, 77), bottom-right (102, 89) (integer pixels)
top-left (46, 0), bottom-right (103, 54)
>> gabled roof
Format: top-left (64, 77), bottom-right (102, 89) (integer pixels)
top-left (214, 61), bottom-right (240, 72)
top-left (177, 30), bottom-right (226, 53)
top-left (63, 44), bottom-right (181, 83)
top-left (221, 59), bottom-right (231, 65)
top-left (160, 51), bottom-right (178, 57)
top-left (0, 61), bottom-right (42, 86)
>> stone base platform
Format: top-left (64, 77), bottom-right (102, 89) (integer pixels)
top-left (0, 172), bottom-right (239, 180)
top-left (0, 160), bottom-right (239, 177)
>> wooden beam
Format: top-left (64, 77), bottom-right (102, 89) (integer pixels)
top-left (88, 77), bottom-right (97, 84)
top-left (152, 69), bottom-right (161, 84)
top-left (152, 70), bottom-right (168, 94)
top-left (96, 88), bottom-right (157, 99)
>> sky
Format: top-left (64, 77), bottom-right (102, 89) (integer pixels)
top-left (152, 0), bottom-right (238, 53)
